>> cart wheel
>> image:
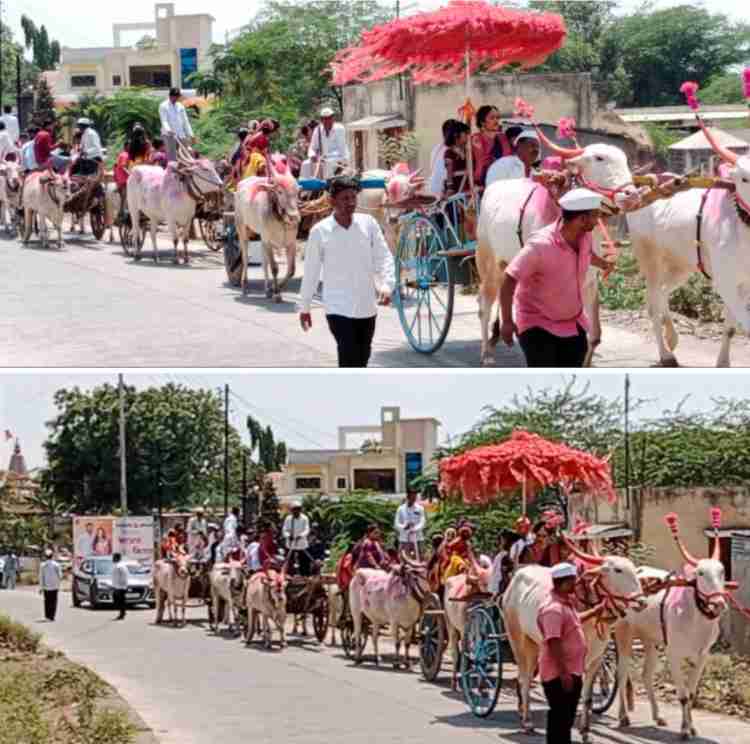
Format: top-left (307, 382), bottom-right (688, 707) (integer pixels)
top-left (342, 616), bottom-right (369, 659)
top-left (419, 592), bottom-right (445, 681)
top-left (90, 208), bottom-right (105, 241)
top-left (591, 638), bottom-right (619, 715)
top-left (460, 606), bottom-right (502, 718)
top-left (224, 224), bottom-right (243, 287)
top-left (313, 591), bottom-right (329, 643)
top-left (394, 216), bottom-right (455, 354)
top-left (199, 218), bottom-right (221, 252)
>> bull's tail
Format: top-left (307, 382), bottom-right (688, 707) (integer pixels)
top-left (489, 316), bottom-right (501, 347)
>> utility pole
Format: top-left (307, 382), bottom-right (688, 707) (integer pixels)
top-left (16, 51), bottom-right (21, 128)
top-left (119, 373), bottom-right (128, 515)
top-left (395, 0), bottom-right (403, 100)
top-left (0, 0), bottom-right (4, 111)
top-left (224, 383), bottom-right (229, 518)
top-left (624, 373), bottom-right (631, 516)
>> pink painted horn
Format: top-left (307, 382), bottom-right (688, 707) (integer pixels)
top-left (710, 508), bottom-right (722, 561)
top-left (664, 513), bottom-right (699, 567)
top-left (534, 123), bottom-right (585, 159)
top-left (697, 117), bottom-right (738, 166)
top-left (561, 532), bottom-right (604, 566)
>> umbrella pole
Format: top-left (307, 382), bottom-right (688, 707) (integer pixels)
top-left (522, 474), bottom-right (527, 517)
top-left (465, 46), bottom-right (477, 208)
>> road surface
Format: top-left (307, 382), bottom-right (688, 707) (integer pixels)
top-left (1, 588), bottom-right (748, 744)
top-left (3, 229), bottom-right (749, 367)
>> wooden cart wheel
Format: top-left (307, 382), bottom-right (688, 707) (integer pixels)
top-left (591, 638), bottom-right (619, 715)
top-left (312, 588), bottom-right (329, 643)
top-left (394, 215), bottom-right (455, 355)
top-left (224, 223), bottom-right (243, 287)
top-left (342, 615), bottom-right (369, 659)
top-left (460, 605), bottom-right (502, 718)
top-left (419, 592), bottom-right (445, 681)
top-left (90, 207), bottom-right (105, 241)
top-left (199, 218), bottom-right (222, 252)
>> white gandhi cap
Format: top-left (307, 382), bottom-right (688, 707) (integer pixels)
top-left (550, 562), bottom-right (578, 580)
top-left (513, 128), bottom-right (540, 146)
top-left (558, 187), bottom-right (603, 212)
top-left (320, 107), bottom-right (335, 117)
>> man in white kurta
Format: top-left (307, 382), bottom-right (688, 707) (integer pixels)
top-left (282, 502), bottom-right (312, 576)
top-left (484, 129), bottom-right (541, 189)
top-left (300, 107), bottom-right (350, 180)
top-left (159, 88), bottom-right (195, 163)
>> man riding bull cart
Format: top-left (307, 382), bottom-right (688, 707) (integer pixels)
top-left (64, 118), bottom-right (107, 238)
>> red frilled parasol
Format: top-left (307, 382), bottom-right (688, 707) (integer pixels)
top-left (332, 0), bottom-right (567, 87)
top-left (439, 430), bottom-right (616, 508)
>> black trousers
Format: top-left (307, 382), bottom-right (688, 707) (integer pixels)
top-left (326, 315), bottom-right (377, 368)
top-left (518, 325), bottom-right (588, 368)
top-left (113, 589), bottom-right (127, 618)
top-left (288, 550), bottom-right (312, 577)
top-left (542, 675), bottom-right (583, 744)
top-left (43, 590), bottom-right (59, 621)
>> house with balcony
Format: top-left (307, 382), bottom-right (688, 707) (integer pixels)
top-left (49, 3), bottom-right (214, 103)
top-left (280, 407), bottom-right (440, 501)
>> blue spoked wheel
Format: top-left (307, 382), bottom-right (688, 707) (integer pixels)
top-left (460, 606), bottom-right (502, 718)
top-left (591, 638), bottom-right (619, 714)
top-left (394, 216), bottom-right (455, 354)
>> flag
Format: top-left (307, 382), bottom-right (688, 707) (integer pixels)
top-left (4, 429), bottom-right (12, 441)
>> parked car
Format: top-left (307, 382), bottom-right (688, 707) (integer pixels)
top-left (72, 556), bottom-right (155, 609)
top-left (0, 554), bottom-right (5, 587)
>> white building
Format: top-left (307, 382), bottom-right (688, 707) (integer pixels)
top-left (52, 3), bottom-right (214, 101)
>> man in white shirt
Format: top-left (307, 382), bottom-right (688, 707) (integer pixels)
top-left (301, 107), bottom-right (350, 180)
top-left (282, 502), bottom-right (311, 576)
top-left (187, 507), bottom-right (208, 553)
top-left (111, 552), bottom-right (130, 620)
top-left (72, 119), bottom-right (104, 177)
top-left (0, 122), bottom-right (16, 162)
top-left (1, 106), bottom-right (20, 144)
top-left (299, 177), bottom-right (395, 367)
top-left (394, 491), bottom-right (426, 558)
top-left (159, 88), bottom-right (195, 163)
top-left (223, 506), bottom-right (240, 538)
top-left (428, 119), bottom-right (459, 198)
top-left (485, 128), bottom-right (541, 190)
top-left (39, 549), bottom-right (63, 621)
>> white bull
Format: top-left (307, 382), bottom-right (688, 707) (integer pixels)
top-left (627, 127), bottom-right (750, 367)
top-left (127, 150), bottom-right (222, 264)
top-left (21, 171), bottom-right (72, 250)
top-left (153, 555), bottom-right (191, 627)
top-left (235, 156), bottom-right (300, 302)
top-left (327, 583), bottom-right (344, 646)
top-left (349, 559), bottom-right (431, 668)
top-left (209, 561), bottom-right (246, 635)
top-left (0, 160), bottom-right (22, 235)
top-left (476, 132), bottom-right (640, 366)
top-left (502, 543), bottom-right (645, 737)
top-left (443, 566), bottom-right (492, 689)
top-left (614, 512), bottom-right (733, 740)
top-left (103, 182), bottom-right (121, 243)
top-left (244, 568), bottom-right (289, 649)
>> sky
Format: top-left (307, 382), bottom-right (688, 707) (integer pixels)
top-left (2, 370), bottom-right (749, 470)
top-left (5, 0), bottom-right (749, 53)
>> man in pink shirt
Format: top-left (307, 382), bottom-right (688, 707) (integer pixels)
top-left (538, 562), bottom-right (597, 744)
top-left (500, 188), bottom-right (615, 367)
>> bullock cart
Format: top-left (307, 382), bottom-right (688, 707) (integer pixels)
top-left (65, 173), bottom-right (107, 241)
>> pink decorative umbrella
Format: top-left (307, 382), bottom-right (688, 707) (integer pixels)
top-left (439, 430), bottom-right (616, 511)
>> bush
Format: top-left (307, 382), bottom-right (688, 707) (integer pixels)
top-left (0, 614), bottom-right (41, 653)
top-left (0, 671), bottom-right (49, 744)
top-left (599, 249), bottom-right (645, 311)
top-left (668, 274), bottom-right (724, 322)
top-left (79, 708), bottom-right (136, 744)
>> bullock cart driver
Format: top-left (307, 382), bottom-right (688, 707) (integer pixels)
top-left (301, 107), bottom-right (350, 179)
top-left (71, 118), bottom-right (104, 178)
top-left (159, 88), bottom-right (195, 164)
top-left (500, 187), bottom-right (616, 368)
top-left (299, 176), bottom-right (395, 368)
top-left (356, 525), bottom-right (389, 570)
top-left (394, 490), bottom-right (427, 559)
top-left (283, 501), bottom-right (313, 577)
top-left (485, 128), bottom-right (541, 188)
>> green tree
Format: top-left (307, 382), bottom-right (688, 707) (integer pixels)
top-left (1, 23), bottom-right (40, 101)
top-left (20, 15), bottom-right (61, 71)
top-left (32, 76), bottom-right (56, 126)
top-left (246, 415), bottom-right (287, 471)
top-left (43, 383), bottom-right (246, 515)
top-left (601, 5), bottom-right (750, 107)
top-left (700, 73), bottom-right (745, 105)
top-left (259, 476), bottom-right (281, 527)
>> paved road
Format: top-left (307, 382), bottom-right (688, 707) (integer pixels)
top-left (3, 229), bottom-right (749, 368)
top-left (2, 588), bottom-right (748, 744)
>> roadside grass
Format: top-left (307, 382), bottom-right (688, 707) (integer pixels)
top-left (0, 613), bottom-right (139, 744)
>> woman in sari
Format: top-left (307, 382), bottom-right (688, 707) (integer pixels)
top-left (471, 105), bottom-right (512, 192)
top-left (356, 525), bottom-right (388, 570)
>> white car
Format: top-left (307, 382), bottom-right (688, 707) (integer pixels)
top-left (72, 556), bottom-right (155, 609)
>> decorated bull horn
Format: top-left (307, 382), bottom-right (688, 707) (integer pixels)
top-left (561, 532), bottom-right (604, 565)
top-left (408, 169), bottom-right (423, 182)
top-left (533, 123), bottom-right (585, 159)
top-left (710, 507), bottom-right (722, 561)
top-left (664, 513), bottom-right (699, 567)
top-left (697, 117), bottom-right (738, 166)
top-left (633, 161), bottom-right (655, 176)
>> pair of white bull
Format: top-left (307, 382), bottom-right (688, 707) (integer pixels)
top-left (503, 515), bottom-right (734, 741)
top-left (477, 127), bottom-right (750, 367)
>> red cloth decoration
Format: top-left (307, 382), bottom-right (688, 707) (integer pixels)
top-left (679, 81), bottom-right (700, 112)
top-left (742, 68), bottom-right (750, 100)
top-left (439, 430), bottom-right (615, 505)
top-left (513, 97), bottom-right (535, 119)
top-left (557, 117), bottom-right (577, 141)
top-left (332, 0), bottom-right (566, 86)
top-left (664, 512), bottom-right (680, 534)
top-left (710, 507), bottom-right (722, 531)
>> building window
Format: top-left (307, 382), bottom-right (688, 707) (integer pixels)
top-left (71, 75), bottom-right (97, 88)
top-left (405, 452), bottom-right (423, 489)
top-left (112, 75), bottom-right (122, 87)
top-left (295, 476), bottom-right (321, 491)
top-left (354, 469), bottom-right (396, 493)
top-left (336, 477), bottom-right (348, 490)
top-left (129, 65), bottom-right (172, 88)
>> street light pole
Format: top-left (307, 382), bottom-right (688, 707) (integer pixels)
top-left (119, 373), bottom-right (128, 515)
top-left (624, 373), bottom-right (631, 515)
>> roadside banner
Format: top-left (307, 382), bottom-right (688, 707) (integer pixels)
top-left (73, 515), bottom-right (155, 568)
top-left (114, 516), bottom-right (155, 569)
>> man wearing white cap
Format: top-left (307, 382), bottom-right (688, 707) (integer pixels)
top-left (282, 501), bottom-right (311, 576)
top-left (484, 128), bottom-right (541, 188)
top-left (500, 187), bottom-right (615, 367)
top-left (538, 562), bottom-right (586, 744)
top-left (39, 548), bottom-right (63, 621)
top-left (300, 107), bottom-right (350, 180)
